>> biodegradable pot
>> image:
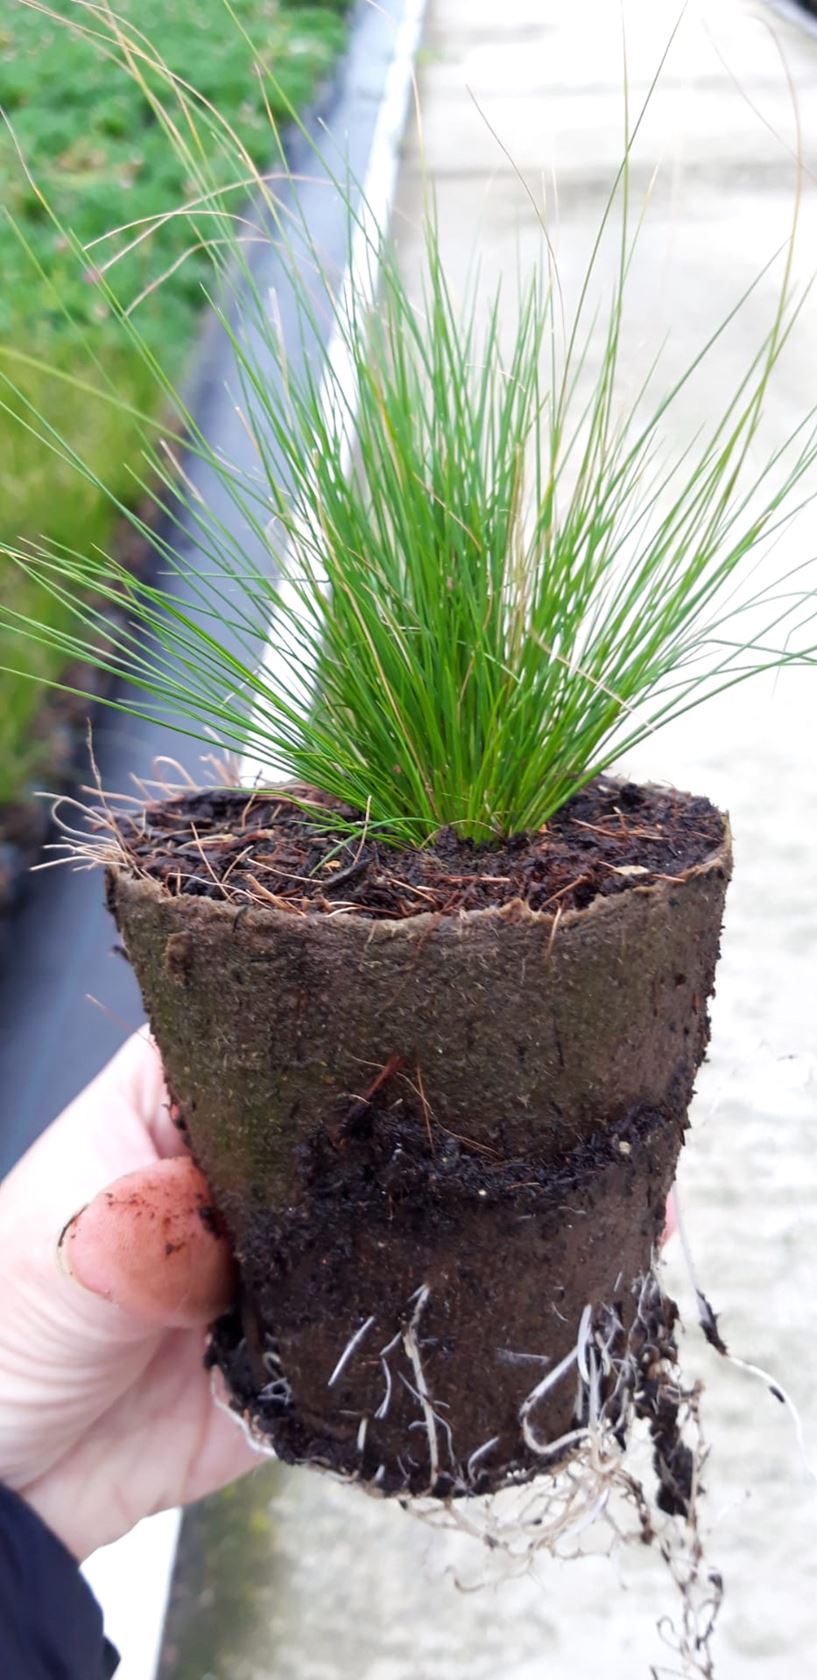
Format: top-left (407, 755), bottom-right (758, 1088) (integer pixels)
top-left (108, 803), bottom-right (731, 1497)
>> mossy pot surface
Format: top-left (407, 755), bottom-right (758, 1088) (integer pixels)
top-left (108, 783), bottom-right (732, 1497)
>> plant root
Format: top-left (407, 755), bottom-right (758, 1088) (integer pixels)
top-left (672, 1186), bottom-right (816, 1485)
top-left (398, 1268), bottom-right (721, 1680)
top-left (223, 1264), bottom-right (722, 1678)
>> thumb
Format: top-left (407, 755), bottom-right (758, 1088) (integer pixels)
top-left (59, 1159), bottom-right (236, 1328)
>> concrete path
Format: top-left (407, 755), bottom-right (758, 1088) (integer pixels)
top-left (162, 2), bottom-right (817, 1675)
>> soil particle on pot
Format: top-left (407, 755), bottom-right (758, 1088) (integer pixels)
top-left (629, 1286), bottom-right (696, 1518)
top-left (117, 776), bottom-right (724, 920)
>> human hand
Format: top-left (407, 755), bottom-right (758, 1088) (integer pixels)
top-left (0, 1033), bottom-right (258, 1561)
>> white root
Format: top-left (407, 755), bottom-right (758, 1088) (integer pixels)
top-left (375, 1357), bottom-right (393, 1421)
top-left (259, 1377), bottom-right (293, 1405)
top-left (404, 1385), bottom-right (459, 1481)
top-left (209, 1367), bottom-right (277, 1459)
top-left (576, 1302), bottom-right (593, 1384)
top-left (673, 1184), bottom-right (816, 1482)
top-left (402, 1285), bottom-right (441, 1490)
top-left (396, 1269), bottom-right (722, 1680)
top-left (466, 1436), bottom-right (500, 1482)
top-left (523, 1424), bottom-right (590, 1465)
top-left (496, 1348), bottom-right (550, 1366)
top-left (721, 1357), bottom-right (815, 1480)
top-left (375, 1331), bottom-right (402, 1421)
top-left (519, 1342), bottom-right (581, 1453)
top-left (327, 1314), bottom-right (376, 1388)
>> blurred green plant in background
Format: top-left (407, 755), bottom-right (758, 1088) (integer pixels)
top-left (0, 0), bottom-right (351, 804)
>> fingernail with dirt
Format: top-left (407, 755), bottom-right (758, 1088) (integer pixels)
top-left (57, 1207), bottom-right (91, 1286)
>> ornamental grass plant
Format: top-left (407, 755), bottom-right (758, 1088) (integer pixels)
top-left (1, 12), bottom-right (815, 840)
top-left (0, 9), bottom-right (814, 1673)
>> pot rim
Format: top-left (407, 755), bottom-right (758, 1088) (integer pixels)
top-left (108, 816), bottom-right (732, 943)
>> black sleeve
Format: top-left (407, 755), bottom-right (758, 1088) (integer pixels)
top-left (0, 1485), bottom-right (119, 1679)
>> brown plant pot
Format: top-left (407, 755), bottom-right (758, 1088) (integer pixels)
top-left (107, 784), bottom-right (731, 1498)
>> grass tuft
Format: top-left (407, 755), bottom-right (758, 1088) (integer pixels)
top-left (2, 4), bottom-right (817, 842)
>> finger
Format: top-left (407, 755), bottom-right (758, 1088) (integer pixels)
top-left (1, 1032), bottom-right (180, 1231)
top-left (60, 1159), bottom-right (235, 1329)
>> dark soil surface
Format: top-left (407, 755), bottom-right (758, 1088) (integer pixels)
top-left (121, 776), bottom-right (723, 920)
